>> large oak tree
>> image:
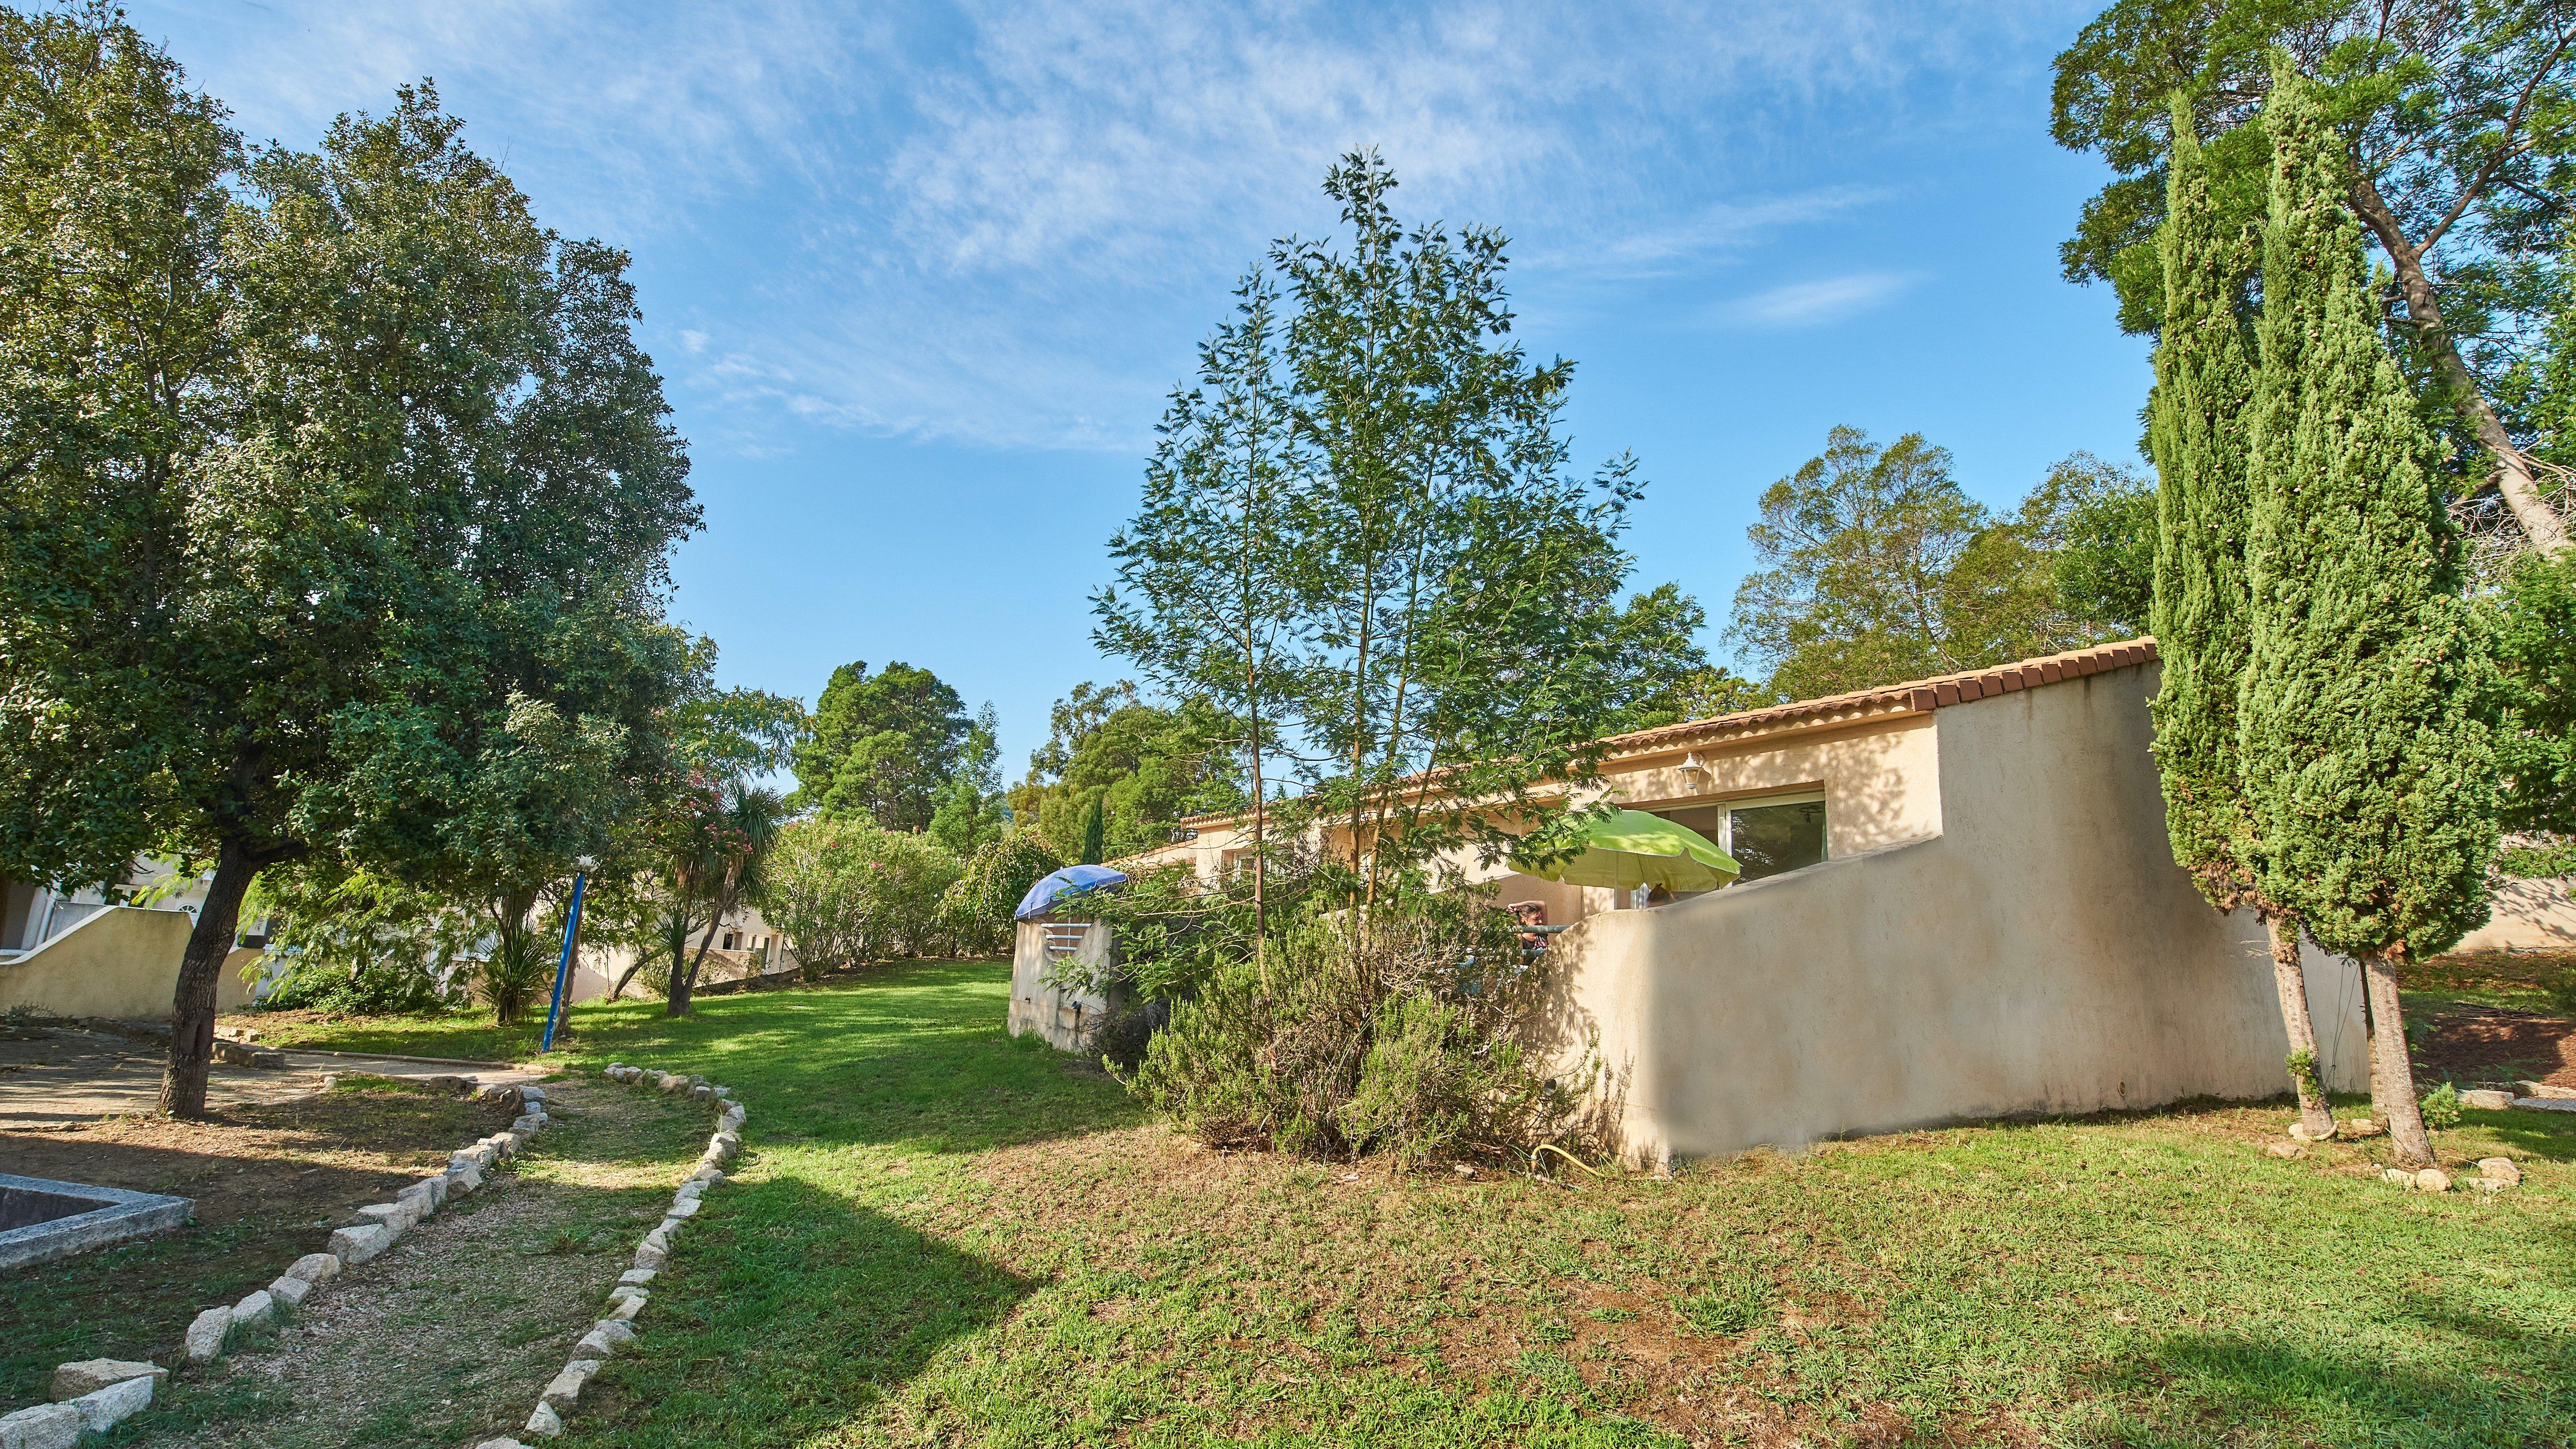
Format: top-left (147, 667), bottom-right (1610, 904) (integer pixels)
top-left (0, 8), bottom-right (698, 1114)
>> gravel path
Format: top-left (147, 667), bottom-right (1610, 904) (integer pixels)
top-left (129, 1075), bottom-right (708, 1449)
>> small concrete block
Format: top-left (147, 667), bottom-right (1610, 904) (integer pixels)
top-left (413, 1173), bottom-right (450, 1208)
top-left (49, 1359), bottom-right (164, 1400)
top-left (268, 1274), bottom-right (313, 1307)
top-left (2380, 1167), bottom-right (2415, 1186)
top-left (2511, 1096), bottom-right (2576, 1113)
top-left (69, 1375), bottom-right (153, 1433)
top-left (672, 1181), bottom-right (705, 1204)
top-left (710, 1086), bottom-right (731, 1100)
top-left (2460, 1088), bottom-right (2514, 1111)
top-left (2415, 1167), bottom-right (2452, 1193)
top-left (448, 1162), bottom-right (484, 1196)
top-left (2265, 1141), bottom-right (2304, 1160)
top-left (607, 1283), bottom-right (647, 1304)
top-left (524, 1402), bottom-right (563, 1438)
top-left (183, 1307), bottom-right (231, 1363)
top-left (518, 1084), bottom-right (546, 1104)
top-left (634, 1240), bottom-right (668, 1271)
top-left (606, 1293), bottom-right (645, 1322)
top-left (475, 1440), bottom-right (532, 1449)
top-left (2470, 1176), bottom-right (2506, 1193)
top-left (356, 1202), bottom-right (418, 1234)
top-left (2339, 1118), bottom-right (2383, 1139)
top-left (540, 1359), bottom-right (601, 1410)
top-left (328, 1222), bottom-right (394, 1264)
top-left (285, 1252), bottom-right (341, 1284)
top-left (687, 1166), bottom-right (724, 1188)
top-left (665, 1197), bottom-right (700, 1220)
top-left (689, 1084), bottom-right (712, 1101)
top-left (661, 1076), bottom-right (690, 1094)
top-left (574, 1319), bottom-right (635, 1356)
top-left (658, 1217), bottom-right (686, 1240)
top-left (2477, 1156), bottom-right (2523, 1187)
top-left (0, 1402), bottom-right (82, 1449)
top-left (231, 1289), bottom-right (275, 1327)
top-left (2517, 1080), bottom-right (2576, 1099)
top-left (616, 1267), bottom-right (657, 1286)
top-left (640, 1226), bottom-right (671, 1255)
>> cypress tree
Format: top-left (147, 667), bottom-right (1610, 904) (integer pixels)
top-left (1078, 796), bottom-right (1107, 867)
top-left (2147, 99), bottom-right (2335, 1140)
top-left (2241, 60), bottom-right (2499, 1167)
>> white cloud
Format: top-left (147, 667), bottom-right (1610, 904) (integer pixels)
top-left (132, 0), bottom-right (2075, 451)
top-left (1718, 271), bottom-right (1924, 328)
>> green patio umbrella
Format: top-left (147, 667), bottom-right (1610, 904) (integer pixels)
top-left (1511, 809), bottom-right (1739, 893)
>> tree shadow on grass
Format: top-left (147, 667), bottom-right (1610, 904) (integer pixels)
top-left (566, 1175), bottom-right (1039, 1448)
top-left (2082, 1305), bottom-right (2576, 1447)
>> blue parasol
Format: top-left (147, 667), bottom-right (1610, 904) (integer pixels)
top-left (1014, 864), bottom-right (1129, 920)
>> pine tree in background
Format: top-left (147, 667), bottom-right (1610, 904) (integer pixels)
top-left (2147, 98), bottom-right (2334, 1141)
top-left (2241, 61), bottom-right (2499, 1168)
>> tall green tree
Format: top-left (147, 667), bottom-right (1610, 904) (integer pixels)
top-left (928, 704), bottom-right (1006, 853)
top-left (0, 13), bottom-right (698, 1115)
top-left (1009, 683), bottom-right (1245, 865)
top-left (2149, 98), bottom-right (2338, 1138)
top-left (2053, 0), bottom-right (2576, 552)
top-left (1097, 270), bottom-right (1301, 938)
top-left (1273, 154), bottom-right (1703, 907)
top-left (2241, 61), bottom-right (2499, 1166)
top-left (1726, 429), bottom-right (2133, 699)
top-left (794, 660), bottom-right (973, 831)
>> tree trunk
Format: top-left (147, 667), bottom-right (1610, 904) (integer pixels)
top-left (2363, 953), bottom-right (2435, 1167)
top-left (2348, 177), bottom-right (2570, 554)
top-left (160, 841), bottom-right (256, 1119)
top-left (2265, 917), bottom-right (2336, 1139)
top-left (669, 881), bottom-right (737, 1017)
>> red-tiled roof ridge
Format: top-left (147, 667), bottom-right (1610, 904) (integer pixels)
top-left (1595, 636), bottom-right (2160, 755)
top-left (1144, 637), bottom-right (2158, 835)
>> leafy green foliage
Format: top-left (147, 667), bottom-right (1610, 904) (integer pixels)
top-left (794, 661), bottom-right (977, 832)
top-left (2149, 97), bottom-right (2265, 913)
top-left (2492, 551), bottom-right (2576, 838)
top-left (2418, 1080), bottom-right (2464, 1129)
top-left (926, 706), bottom-right (1005, 854)
top-left (760, 816), bottom-right (966, 974)
top-left (0, 11), bottom-right (700, 1109)
top-left (2240, 62), bottom-right (2499, 964)
top-left (937, 832), bottom-right (1062, 959)
top-left (1007, 682), bottom-right (1243, 862)
top-left (1125, 886), bottom-right (1581, 1166)
top-left (1726, 429), bottom-right (2138, 699)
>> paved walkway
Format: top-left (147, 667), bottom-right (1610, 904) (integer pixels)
top-left (0, 1026), bottom-right (540, 1125)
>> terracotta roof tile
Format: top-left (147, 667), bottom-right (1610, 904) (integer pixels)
top-left (1149, 637), bottom-right (2158, 832)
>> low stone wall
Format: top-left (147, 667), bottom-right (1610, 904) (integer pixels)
top-left (477, 1061), bottom-right (746, 1446)
top-left (0, 907), bottom-right (259, 1020)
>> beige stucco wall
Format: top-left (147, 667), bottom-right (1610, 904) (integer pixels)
top-left (2454, 876), bottom-right (2576, 952)
top-left (1542, 661), bottom-right (2368, 1166)
top-left (1008, 917), bottom-right (1120, 1051)
top-left (0, 906), bottom-right (259, 1020)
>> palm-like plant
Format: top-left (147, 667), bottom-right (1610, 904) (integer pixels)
top-left (666, 780), bottom-right (788, 1016)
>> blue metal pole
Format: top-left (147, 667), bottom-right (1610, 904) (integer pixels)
top-left (540, 871), bottom-right (587, 1053)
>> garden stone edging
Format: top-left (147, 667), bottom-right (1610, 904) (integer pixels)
top-left (0, 1082), bottom-right (550, 1447)
top-left (477, 1062), bottom-right (747, 1448)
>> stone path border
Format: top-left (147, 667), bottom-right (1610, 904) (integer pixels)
top-left (478, 1063), bottom-right (745, 1446)
top-left (0, 1081), bottom-right (551, 1447)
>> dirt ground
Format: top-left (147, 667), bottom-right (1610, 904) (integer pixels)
top-left (0, 1077), bottom-right (514, 1406)
top-left (2403, 950), bottom-right (2576, 1088)
top-left (118, 1075), bottom-right (711, 1449)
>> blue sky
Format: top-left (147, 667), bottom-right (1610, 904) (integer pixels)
top-left (133, 0), bottom-right (2144, 778)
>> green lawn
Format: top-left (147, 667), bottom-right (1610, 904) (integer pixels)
top-left (244, 959), bottom-right (2576, 1447)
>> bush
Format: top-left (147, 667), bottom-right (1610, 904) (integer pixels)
top-left (2550, 970), bottom-right (2576, 1016)
top-left (474, 931), bottom-right (555, 1024)
top-left (258, 958), bottom-right (450, 1015)
top-left (2419, 1080), bottom-right (2463, 1131)
top-left (940, 832), bottom-right (1063, 959)
top-left (762, 817), bottom-right (966, 970)
top-left (1124, 883), bottom-right (1588, 1168)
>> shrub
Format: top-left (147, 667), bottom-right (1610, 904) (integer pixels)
top-left (2419, 1080), bottom-right (2463, 1131)
top-left (474, 931), bottom-right (555, 1024)
top-left (763, 817), bottom-right (967, 971)
top-left (940, 832), bottom-right (1063, 959)
top-left (258, 958), bottom-right (450, 1015)
top-left (1125, 882), bottom-right (1589, 1168)
top-left (2550, 970), bottom-right (2576, 1016)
